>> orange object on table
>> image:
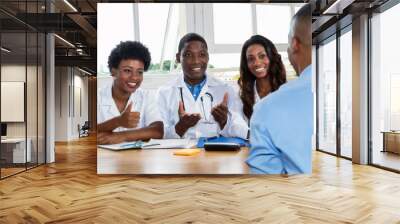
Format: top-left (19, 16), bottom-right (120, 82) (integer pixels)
top-left (173, 148), bottom-right (201, 156)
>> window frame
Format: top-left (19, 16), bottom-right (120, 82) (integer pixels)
top-left (202, 3), bottom-right (303, 55)
top-left (315, 23), bottom-right (353, 160)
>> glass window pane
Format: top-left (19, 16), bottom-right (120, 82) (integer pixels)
top-left (97, 3), bottom-right (135, 76)
top-left (213, 4), bottom-right (252, 44)
top-left (157, 4), bottom-right (180, 73)
top-left (1, 31), bottom-right (28, 177)
top-left (318, 38), bottom-right (337, 155)
top-left (27, 32), bottom-right (38, 168)
top-left (279, 51), bottom-right (297, 80)
top-left (139, 3), bottom-right (170, 71)
top-left (207, 53), bottom-right (241, 87)
top-left (209, 53), bottom-right (240, 69)
top-left (38, 33), bottom-right (46, 165)
top-left (340, 30), bottom-right (352, 158)
top-left (391, 75), bottom-right (400, 121)
top-left (371, 3), bottom-right (400, 171)
top-left (256, 5), bottom-right (291, 44)
top-left (295, 6), bottom-right (303, 13)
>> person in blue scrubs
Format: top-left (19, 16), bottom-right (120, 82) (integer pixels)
top-left (246, 3), bottom-right (313, 174)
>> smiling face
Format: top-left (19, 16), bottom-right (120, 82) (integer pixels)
top-left (112, 59), bottom-right (144, 94)
top-left (246, 44), bottom-right (270, 79)
top-left (176, 40), bottom-right (209, 84)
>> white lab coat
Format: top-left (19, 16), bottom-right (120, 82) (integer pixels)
top-left (157, 74), bottom-right (249, 139)
top-left (97, 82), bottom-right (162, 132)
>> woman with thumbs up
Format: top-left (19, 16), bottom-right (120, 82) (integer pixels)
top-left (97, 41), bottom-right (163, 145)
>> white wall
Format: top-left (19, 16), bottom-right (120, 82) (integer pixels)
top-left (55, 67), bottom-right (68, 141)
top-left (1, 65), bottom-right (39, 138)
top-left (72, 73), bottom-right (89, 138)
top-left (1, 64), bottom-right (46, 163)
top-left (55, 67), bottom-right (89, 141)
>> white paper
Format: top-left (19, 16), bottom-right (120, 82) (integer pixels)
top-left (142, 139), bottom-right (197, 149)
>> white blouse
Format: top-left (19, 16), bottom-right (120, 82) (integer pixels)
top-left (97, 82), bottom-right (162, 132)
top-left (238, 81), bottom-right (264, 124)
top-left (254, 81), bottom-right (261, 104)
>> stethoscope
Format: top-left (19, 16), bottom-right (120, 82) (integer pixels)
top-left (179, 87), bottom-right (214, 123)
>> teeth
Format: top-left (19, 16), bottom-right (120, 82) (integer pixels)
top-left (255, 67), bottom-right (265, 72)
top-left (128, 82), bottom-right (137, 87)
top-left (192, 68), bottom-right (201, 71)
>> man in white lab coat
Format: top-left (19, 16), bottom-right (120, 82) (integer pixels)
top-left (157, 33), bottom-right (248, 139)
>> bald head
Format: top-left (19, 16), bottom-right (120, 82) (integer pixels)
top-left (287, 3), bottom-right (312, 75)
top-left (289, 3), bottom-right (312, 48)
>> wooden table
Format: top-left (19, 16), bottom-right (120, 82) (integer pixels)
top-left (381, 131), bottom-right (400, 154)
top-left (97, 147), bottom-right (249, 174)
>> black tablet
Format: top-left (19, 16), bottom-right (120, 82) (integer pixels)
top-left (204, 142), bottom-right (241, 151)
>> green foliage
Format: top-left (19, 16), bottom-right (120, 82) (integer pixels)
top-left (149, 63), bottom-right (160, 70)
top-left (149, 60), bottom-right (178, 72)
top-left (162, 60), bottom-right (171, 71)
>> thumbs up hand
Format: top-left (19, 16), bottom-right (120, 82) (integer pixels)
top-left (211, 92), bottom-right (229, 129)
top-left (175, 101), bottom-right (201, 137)
top-left (118, 101), bottom-right (140, 128)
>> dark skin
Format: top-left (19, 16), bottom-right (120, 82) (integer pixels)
top-left (246, 44), bottom-right (272, 99)
top-left (97, 59), bottom-right (163, 144)
top-left (211, 92), bottom-right (228, 128)
top-left (174, 40), bottom-right (229, 137)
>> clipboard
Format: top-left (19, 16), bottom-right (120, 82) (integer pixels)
top-left (197, 136), bottom-right (250, 148)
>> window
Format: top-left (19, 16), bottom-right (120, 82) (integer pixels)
top-left (279, 51), bottom-right (296, 80)
top-left (138, 4), bottom-right (175, 73)
top-left (213, 4), bottom-right (252, 44)
top-left (205, 3), bottom-right (302, 81)
top-left (0, 1), bottom-right (46, 179)
top-left (209, 53), bottom-right (241, 70)
top-left (371, 2), bottom-right (400, 171)
top-left (97, 3), bottom-right (135, 76)
top-left (97, 3), bottom-right (303, 88)
top-left (317, 37), bottom-right (337, 155)
top-left (390, 74), bottom-right (400, 130)
top-left (256, 5), bottom-right (291, 44)
top-left (339, 28), bottom-right (352, 158)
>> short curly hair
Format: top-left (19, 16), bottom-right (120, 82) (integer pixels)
top-left (177, 33), bottom-right (208, 55)
top-left (108, 41), bottom-right (151, 72)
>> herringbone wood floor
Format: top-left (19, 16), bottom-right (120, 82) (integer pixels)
top-left (1, 135), bottom-right (400, 223)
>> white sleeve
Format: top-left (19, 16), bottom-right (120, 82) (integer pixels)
top-left (143, 90), bottom-right (162, 126)
top-left (156, 88), bottom-right (181, 139)
top-left (219, 85), bottom-right (249, 139)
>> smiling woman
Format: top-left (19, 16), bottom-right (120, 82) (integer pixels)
top-left (97, 41), bottom-right (164, 145)
top-left (238, 35), bottom-right (287, 121)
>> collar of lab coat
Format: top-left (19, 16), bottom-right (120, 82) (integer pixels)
top-left (101, 81), bottom-right (142, 112)
top-left (176, 73), bottom-right (221, 88)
